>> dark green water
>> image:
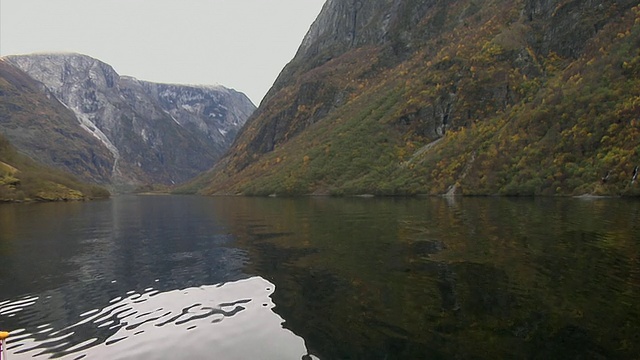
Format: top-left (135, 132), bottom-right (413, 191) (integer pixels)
top-left (0, 196), bottom-right (638, 359)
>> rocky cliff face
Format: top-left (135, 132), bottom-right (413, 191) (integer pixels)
top-left (267, 0), bottom-right (434, 99)
top-left (137, 81), bottom-right (253, 150)
top-left (188, 0), bottom-right (640, 196)
top-left (3, 53), bottom-right (255, 187)
top-left (0, 59), bottom-right (115, 183)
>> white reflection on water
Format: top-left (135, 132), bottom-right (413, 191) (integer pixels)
top-left (1, 277), bottom-right (317, 359)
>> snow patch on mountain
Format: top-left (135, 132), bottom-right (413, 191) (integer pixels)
top-left (3, 53), bottom-right (256, 186)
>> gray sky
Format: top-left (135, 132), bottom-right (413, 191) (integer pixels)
top-left (0, 0), bottom-right (326, 105)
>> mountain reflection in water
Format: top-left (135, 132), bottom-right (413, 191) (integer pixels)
top-left (0, 195), bottom-right (639, 359)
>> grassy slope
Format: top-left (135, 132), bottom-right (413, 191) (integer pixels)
top-left (184, 1), bottom-right (640, 196)
top-left (0, 134), bottom-right (110, 202)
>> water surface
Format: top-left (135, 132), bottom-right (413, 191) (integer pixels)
top-left (0, 196), bottom-right (638, 359)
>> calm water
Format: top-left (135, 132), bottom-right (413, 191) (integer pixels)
top-left (0, 195), bottom-right (638, 359)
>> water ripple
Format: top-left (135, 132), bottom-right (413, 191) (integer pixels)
top-left (0, 296), bottom-right (39, 317)
top-left (1, 277), bottom-right (316, 359)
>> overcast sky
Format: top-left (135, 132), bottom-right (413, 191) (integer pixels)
top-left (0, 0), bottom-right (326, 105)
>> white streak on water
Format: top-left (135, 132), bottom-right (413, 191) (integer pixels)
top-left (2, 277), bottom-right (317, 359)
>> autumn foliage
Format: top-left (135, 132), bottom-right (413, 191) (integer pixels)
top-left (184, 0), bottom-right (640, 197)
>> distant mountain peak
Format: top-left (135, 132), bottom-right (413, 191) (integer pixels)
top-left (1, 53), bottom-right (256, 189)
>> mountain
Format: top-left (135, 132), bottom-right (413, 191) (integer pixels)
top-left (0, 133), bottom-right (109, 202)
top-left (186, 0), bottom-right (640, 197)
top-left (1, 53), bottom-right (255, 189)
top-left (0, 58), bottom-right (116, 184)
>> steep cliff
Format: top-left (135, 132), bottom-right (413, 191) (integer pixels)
top-left (0, 59), bottom-right (115, 183)
top-left (188, 0), bottom-right (640, 196)
top-left (2, 53), bottom-right (255, 188)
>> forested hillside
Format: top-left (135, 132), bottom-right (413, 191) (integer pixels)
top-left (0, 134), bottom-right (109, 202)
top-left (185, 0), bottom-right (639, 196)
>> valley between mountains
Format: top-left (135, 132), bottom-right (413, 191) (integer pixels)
top-left (2, 0), bottom-right (640, 201)
top-left (0, 53), bottom-right (254, 200)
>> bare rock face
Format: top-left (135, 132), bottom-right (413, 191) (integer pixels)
top-left (3, 53), bottom-right (255, 188)
top-left (137, 81), bottom-right (253, 149)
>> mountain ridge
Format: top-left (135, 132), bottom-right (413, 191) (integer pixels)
top-left (1, 53), bottom-right (255, 188)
